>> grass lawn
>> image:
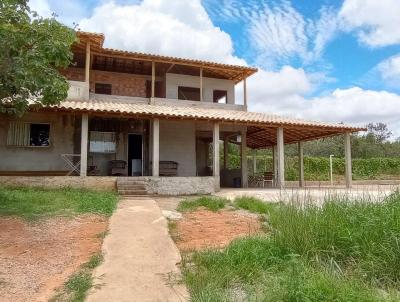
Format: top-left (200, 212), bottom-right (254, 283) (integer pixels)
top-left (0, 186), bottom-right (118, 219)
top-left (177, 196), bottom-right (228, 212)
top-left (181, 193), bottom-right (400, 301)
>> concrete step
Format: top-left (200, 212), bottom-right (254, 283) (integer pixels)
top-left (117, 184), bottom-right (146, 190)
top-left (118, 189), bottom-right (148, 195)
top-left (119, 195), bottom-right (153, 200)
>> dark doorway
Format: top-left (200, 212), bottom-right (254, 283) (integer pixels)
top-left (128, 134), bottom-right (143, 176)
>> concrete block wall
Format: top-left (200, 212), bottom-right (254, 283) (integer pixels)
top-left (159, 120), bottom-right (196, 176)
top-left (0, 112), bottom-right (75, 172)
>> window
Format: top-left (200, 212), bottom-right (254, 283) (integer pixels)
top-left (213, 90), bottom-right (227, 104)
top-left (95, 83), bottom-right (112, 95)
top-left (90, 131), bottom-right (116, 153)
top-left (7, 122), bottom-right (50, 147)
top-left (178, 86), bottom-right (200, 101)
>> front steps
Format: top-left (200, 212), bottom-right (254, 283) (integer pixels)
top-left (117, 178), bottom-right (148, 196)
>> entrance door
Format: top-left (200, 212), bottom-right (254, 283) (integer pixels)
top-left (128, 134), bottom-right (143, 176)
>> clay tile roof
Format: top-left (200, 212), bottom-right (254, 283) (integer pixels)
top-left (57, 98), bottom-right (364, 131)
top-left (53, 98), bottom-right (365, 147)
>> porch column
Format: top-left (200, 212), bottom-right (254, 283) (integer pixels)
top-left (151, 61), bottom-right (155, 103)
top-left (344, 132), bottom-right (352, 188)
top-left (241, 129), bottom-right (248, 188)
top-left (276, 127), bottom-right (285, 189)
top-left (213, 122), bottom-right (220, 177)
top-left (223, 138), bottom-right (228, 169)
top-left (152, 118), bottom-right (160, 177)
top-left (85, 42), bottom-right (91, 83)
top-left (80, 113), bottom-right (88, 177)
top-left (243, 77), bottom-right (247, 107)
top-left (200, 67), bottom-right (203, 102)
top-left (298, 141), bottom-right (304, 187)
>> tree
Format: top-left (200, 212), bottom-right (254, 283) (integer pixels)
top-left (0, 0), bottom-right (76, 115)
top-left (366, 122), bottom-right (392, 143)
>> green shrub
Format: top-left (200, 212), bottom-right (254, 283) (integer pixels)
top-left (177, 196), bottom-right (228, 212)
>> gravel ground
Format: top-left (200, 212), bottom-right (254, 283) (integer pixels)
top-left (0, 215), bottom-right (107, 302)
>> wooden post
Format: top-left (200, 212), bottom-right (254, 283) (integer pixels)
top-left (344, 132), bottom-right (352, 188)
top-left (152, 118), bottom-right (159, 176)
top-left (253, 153), bottom-right (257, 176)
top-left (241, 129), bottom-right (248, 188)
top-left (213, 122), bottom-right (220, 177)
top-left (298, 141), bottom-right (304, 187)
top-left (200, 67), bottom-right (203, 102)
top-left (243, 77), bottom-right (247, 107)
top-left (223, 138), bottom-right (228, 169)
top-left (151, 61), bottom-right (155, 101)
top-left (276, 127), bottom-right (285, 189)
top-left (80, 113), bottom-right (88, 176)
top-left (85, 42), bottom-right (91, 83)
top-left (272, 145), bottom-right (278, 186)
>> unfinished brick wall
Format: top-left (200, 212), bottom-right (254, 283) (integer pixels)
top-left (60, 67), bottom-right (85, 81)
top-left (90, 70), bottom-right (147, 97)
top-left (60, 68), bottom-right (148, 98)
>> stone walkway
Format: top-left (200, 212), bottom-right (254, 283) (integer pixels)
top-left (87, 197), bottom-right (188, 302)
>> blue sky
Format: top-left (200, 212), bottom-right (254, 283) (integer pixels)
top-left (30, 0), bottom-right (400, 137)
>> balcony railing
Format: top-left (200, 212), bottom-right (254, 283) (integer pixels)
top-left (66, 81), bottom-right (246, 111)
top-left (67, 81), bottom-right (89, 101)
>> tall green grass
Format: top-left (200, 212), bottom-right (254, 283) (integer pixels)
top-left (0, 186), bottom-right (118, 219)
top-left (177, 196), bottom-right (228, 212)
top-left (182, 193), bottom-right (400, 301)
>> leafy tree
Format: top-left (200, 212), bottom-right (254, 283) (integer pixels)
top-left (366, 122), bottom-right (392, 143)
top-left (0, 0), bottom-right (76, 115)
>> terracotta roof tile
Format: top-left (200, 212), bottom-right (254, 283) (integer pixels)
top-left (57, 99), bottom-right (364, 132)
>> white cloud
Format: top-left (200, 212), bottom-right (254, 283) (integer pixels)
top-left (248, 85), bottom-right (400, 137)
top-left (376, 54), bottom-right (400, 87)
top-left (29, 0), bottom-right (51, 17)
top-left (78, 0), bottom-right (244, 65)
top-left (339, 0), bottom-right (400, 47)
top-left (29, 0), bottom-right (400, 137)
top-left (206, 1), bottom-right (339, 68)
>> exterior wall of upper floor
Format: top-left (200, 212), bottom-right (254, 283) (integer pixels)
top-left (61, 66), bottom-right (240, 108)
top-left (165, 73), bottom-right (235, 104)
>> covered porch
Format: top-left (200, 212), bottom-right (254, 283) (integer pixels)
top-left (59, 98), bottom-right (361, 190)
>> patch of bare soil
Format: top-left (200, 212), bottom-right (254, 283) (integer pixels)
top-left (173, 209), bottom-right (262, 252)
top-left (0, 215), bottom-right (107, 302)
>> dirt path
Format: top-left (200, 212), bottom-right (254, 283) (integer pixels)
top-left (173, 209), bottom-right (262, 252)
top-left (87, 197), bottom-right (188, 302)
top-left (0, 215), bottom-right (107, 302)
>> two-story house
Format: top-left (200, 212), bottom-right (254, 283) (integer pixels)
top-left (0, 32), bottom-right (363, 195)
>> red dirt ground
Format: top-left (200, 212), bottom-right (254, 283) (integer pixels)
top-left (0, 215), bottom-right (107, 302)
top-left (173, 209), bottom-right (262, 252)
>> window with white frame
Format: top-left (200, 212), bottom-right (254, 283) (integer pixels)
top-left (89, 131), bottom-right (116, 153)
top-left (7, 122), bottom-right (50, 147)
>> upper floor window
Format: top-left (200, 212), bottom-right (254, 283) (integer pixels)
top-left (213, 90), bottom-right (227, 104)
top-left (95, 83), bottom-right (112, 95)
top-left (7, 122), bottom-right (50, 147)
top-left (178, 86), bottom-right (200, 101)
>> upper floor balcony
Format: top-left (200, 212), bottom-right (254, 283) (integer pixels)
top-left (63, 32), bottom-right (257, 111)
